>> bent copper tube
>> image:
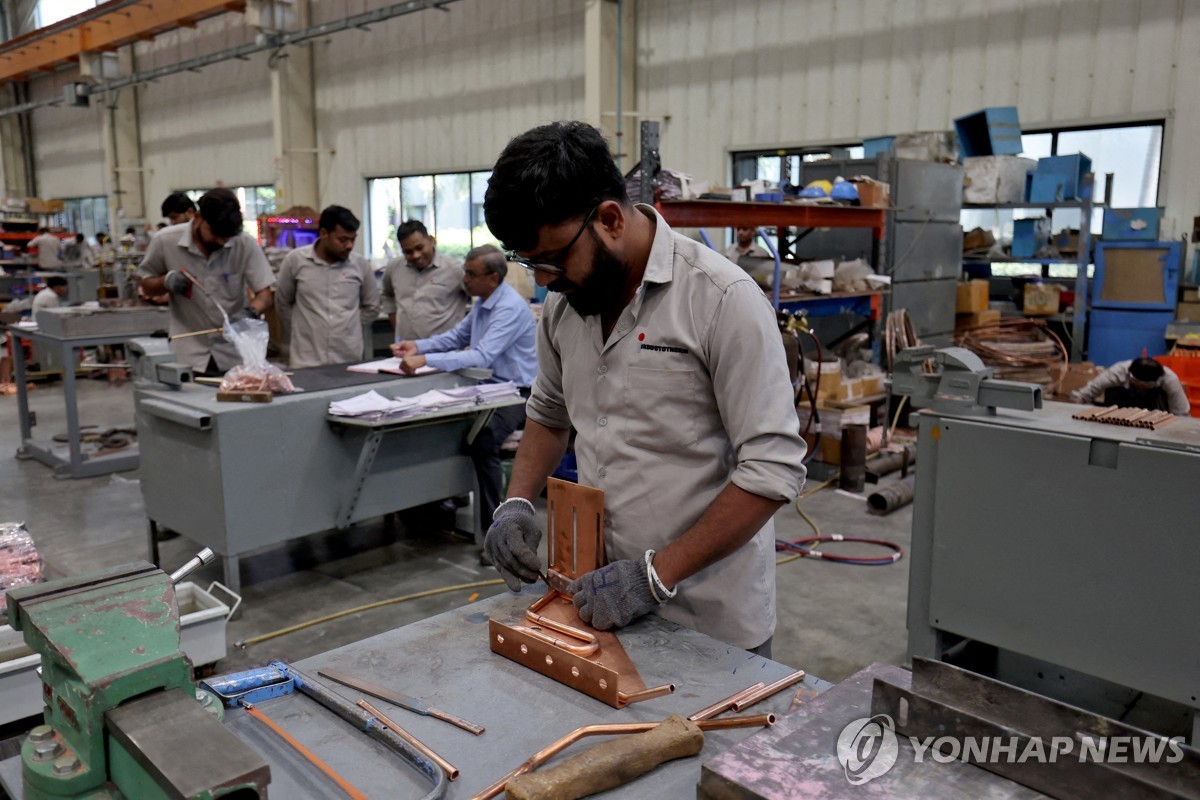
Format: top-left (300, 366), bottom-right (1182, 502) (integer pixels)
top-left (468, 713), bottom-right (775, 800)
top-left (357, 699), bottom-right (459, 781)
top-left (731, 669), bottom-right (807, 711)
top-left (520, 626), bottom-right (600, 656)
top-left (523, 591), bottom-right (600, 655)
top-left (687, 682), bottom-right (766, 721)
top-left (616, 683), bottom-right (676, 705)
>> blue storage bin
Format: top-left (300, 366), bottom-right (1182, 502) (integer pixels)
top-left (1102, 208), bottom-right (1161, 241)
top-left (1087, 309), bottom-right (1172, 366)
top-left (1026, 154), bottom-right (1091, 202)
top-left (953, 107), bottom-right (1023, 157)
top-left (1012, 218), bottom-right (1050, 259)
top-left (862, 136), bottom-right (895, 157)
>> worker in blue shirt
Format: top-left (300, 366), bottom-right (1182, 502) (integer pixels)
top-left (392, 244), bottom-right (538, 555)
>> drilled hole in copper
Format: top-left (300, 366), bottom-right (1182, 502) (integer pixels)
top-left (519, 644), bottom-right (528, 655)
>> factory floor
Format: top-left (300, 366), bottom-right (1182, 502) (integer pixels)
top-left (0, 378), bottom-right (914, 686)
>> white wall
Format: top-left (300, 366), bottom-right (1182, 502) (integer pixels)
top-left (637, 0), bottom-right (1200, 236)
top-left (28, 71), bottom-right (106, 199)
top-left (313, 0), bottom-right (584, 212)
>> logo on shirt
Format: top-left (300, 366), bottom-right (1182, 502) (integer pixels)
top-left (637, 331), bottom-right (688, 354)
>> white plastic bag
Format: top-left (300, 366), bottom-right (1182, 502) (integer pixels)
top-left (217, 318), bottom-right (295, 394)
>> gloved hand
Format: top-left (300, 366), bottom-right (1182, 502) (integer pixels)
top-left (164, 270), bottom-right (191, 296)
top-left (567, 559), bottom-right (659, 630)
top-left (229, 306), bottom-right (260, 323)
top-left (484, 499), bottom-right (543, 592)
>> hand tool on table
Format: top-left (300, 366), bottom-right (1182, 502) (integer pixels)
top-left (240, 699), bottom-right (368, 800)
top-left (318, 666), bottom-right (486, 735)
top-left (202, 660), bottom-right (449, 799)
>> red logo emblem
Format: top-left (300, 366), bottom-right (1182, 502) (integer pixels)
top-left (638, 332), bottom-right (645, 341)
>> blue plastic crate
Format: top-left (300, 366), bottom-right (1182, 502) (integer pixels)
top-left (862, 136), bottom-right (895, 158)
top-left (1102, 208), bottom-right (1161, 241)
top-left (1011, 218), bottom-right (1050, 259)
top-left (1026, 154), bottom-right (1091, 202)
top-left (954, 107), bottom-right (1023, 157)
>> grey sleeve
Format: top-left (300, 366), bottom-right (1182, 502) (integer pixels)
top-left (274, 255), bottom-right (298, 308)
top-left (241, 237), bottom-right (275, 293)
top-left (380, 263), bottom-right (397, 315)
top-left (525, 297), bottom-right (572, 431)
top-left (1163, 371), bottom-right (1191, 416)
top-left (1073, 362), bottom-right (1127, 403)
top-left (136, 234), bottom-right (167, 279)
top-left (360, 259), bottom-right (381, 323)
top-left (705, 279), bottom-right (807, 502)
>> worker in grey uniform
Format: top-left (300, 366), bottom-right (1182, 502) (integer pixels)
top-left (380, 219), bottom-right (468, 341)
top-left (482, 121), bottom-right (807, 656)
top-left (137, 188), bottom-right (275, 376)
top-left (27, 228), bottom-right (63, 269)
top-left (31, 276), bottom-right (68, 314)
top-left (1071, 357), bottom-right (1190, 416)
top-left (275, 205), bottom-right (380, 369)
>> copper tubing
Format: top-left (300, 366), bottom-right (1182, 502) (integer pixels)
top-left (169, 326), bottom-right (222, 340)
top-left (687, 683), bottom-right (766, 721)
top-left (731, 669), bottom-right (807, 711)
top-left (356, 699), bottom-right (459, 781)
top-left (242, 703), bottom-right (368, 800)
top-left (616, 683), bottom-right (676, 705)
top-left (468, 713), bottom-right (775, 800)
top-left (523, 591), bottom-right (600, 656)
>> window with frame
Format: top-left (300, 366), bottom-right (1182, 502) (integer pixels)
top-left (180, 185), bottom-right (277, 237)
top-left (58, 196), bottom-right (109, 242)
top-left (960, 121), bottom-right (1164, 278)
top-left (731, 145), bottom-right (867, 189)
top-left (366, 171), bottom-right (497, 261)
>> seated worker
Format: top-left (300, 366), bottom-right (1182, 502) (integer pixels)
top-left (391, 244), bottom-right (537, 550)
top-left (1071, 357), bottom-right (1190, 416)
top-left (275, 205), bottom-right (380, 368)
top-left (31, 276), bottom-right (68, 314)
top-left (724, 226), bottom-right (769, 263)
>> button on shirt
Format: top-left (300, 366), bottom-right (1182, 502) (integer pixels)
top-left (415, 281), bottom-right (537, 386)
top-left (275, 245), bottom-right (381, 369)
top-left (380, 251), bottom-right (469, 340)
top-left (526, 205), bottom-right (807, 649)
top-left (136, 222), bottom-right (275, 372)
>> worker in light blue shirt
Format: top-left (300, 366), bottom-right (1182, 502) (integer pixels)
top-left (392, 244), bottom-right (538, 555)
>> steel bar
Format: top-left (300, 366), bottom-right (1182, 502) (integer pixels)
top-left (469, 713), bottom-right (776, 800)
top-left (687, 683), bottom-right (766, 722)
top-left (865, 447), bottom-right (916, 483)
top-left (867, 475), bottom-right (916, 516)
top-left (317, 667), bottom-right (485, 736)
top-left (730, 669), bottom-right (807, 711)
top-left (242, 702), bottom-right (368, 800)
top-left (357, 700), bottom-right (459, 781)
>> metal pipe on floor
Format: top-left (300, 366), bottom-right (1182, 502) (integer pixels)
top-left (865, 446), bottom-right (916, 483)
top-left (867, 475), bottom-right (916, 516)
top-left (839, 424), bottom-right (868, 493)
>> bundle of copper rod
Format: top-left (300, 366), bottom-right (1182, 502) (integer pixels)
top-left (1072, 405), bottom-right (1177, 429)
top-left (956, 318), bottom-right (1068, 382)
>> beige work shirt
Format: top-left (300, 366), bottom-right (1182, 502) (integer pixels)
top-left (275, 245), bottom-right (381, 369)
top-left (136, 222), bottom-right (275, 372)
top-left (29, 233), bottom-right (63, 269)
top-left (527, 205), bottom-right (807, 649)
top-left (380, 251), bottom-right (468, 340)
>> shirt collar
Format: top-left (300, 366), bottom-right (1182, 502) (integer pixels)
top-left (299, 244), bottom-right (335, 267)
top-left (635, 203), bottom-right (674, 285)
top-left (480, 281), bottom-right (507, 310)
top-left (406, 252), bottom-right (440, 272)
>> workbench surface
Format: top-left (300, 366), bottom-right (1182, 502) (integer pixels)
top-left (1, 588), bottom-right (824, 799)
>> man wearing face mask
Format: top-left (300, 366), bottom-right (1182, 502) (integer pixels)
top-left (275, 205), bottom-right (380, 369)
top-left (137, 188), bottom-right (275, 375)
top-left (481, 121), bottom-right (807, 656)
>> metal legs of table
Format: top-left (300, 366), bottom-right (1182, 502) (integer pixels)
top-left (338, 429), bottom-right (384, 530)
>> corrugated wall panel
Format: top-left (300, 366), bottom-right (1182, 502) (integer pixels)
top-left (1090, 0), bottom-right (1139, 118)
top-left (29, 72), bottom-right (107, 198)
top-left (1130, 0), bottom-right (1180, 116)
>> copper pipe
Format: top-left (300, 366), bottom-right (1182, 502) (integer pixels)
top-left (731, 669), bottom-right (807, 711)
top-left (687, 683), bottom-right (765, 721)
top-left (523, 591), bottom-right (600, 655)
top-left (242, 703), bottom-right (368, 800)
top-left (468, 713), bottom-right (775, 800)
top-left (169, 326), bottom-right (222, 340)
top-left (520, 626), bottom-right (600, 656)
top-left (616, 683), bottom-right (676, 705)
top-left (356, 699), bottom-right (459, 781)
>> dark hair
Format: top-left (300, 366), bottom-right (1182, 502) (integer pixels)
top-left (46, 276), bottom-right (67, 289)
top-left (1129, 357), bottom-right (1165, 383)
top-left (75, 233), bottom-right (84, 242)
top-left (466, 244), bottom-right (507, 280)
top-left (38, 227), bottom-right (49, 234)
top-left (396, 219), bottom-right (429, 242)
top-left (124, 226), bottom-right (136, 235)
top-left (319, 205), bottom-right (360, 233)
top-left (161, 192), bottom-right (196, 218)
top-left (197, 188), bottom-right (244, 238)
top-left (484, 121), bottom-right (629, 252)
top-left (96, 232), bottom-right (109, 244)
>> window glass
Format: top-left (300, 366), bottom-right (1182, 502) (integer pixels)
top-left (1057, 125), bottom-right (1161, 208)
top-left (368, 178), bottom-right (401, 260)
top-left (367, 171), bottom-right (498, 262)
top-left (471, 172), bottom-right (499, 249)
top-left (434, 173), bottom-right (472, 259)
top-left (36, 0), bottom-right (96, 27)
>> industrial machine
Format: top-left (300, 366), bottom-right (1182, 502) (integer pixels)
top-left (893, 345), bottom-right (1200, 745)
top-left (5, 551), bottom-right (270, 799)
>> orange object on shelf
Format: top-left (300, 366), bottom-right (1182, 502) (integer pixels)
top-left (1157, 351), bottom-right (1200, 418)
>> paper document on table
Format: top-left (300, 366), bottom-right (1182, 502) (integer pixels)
top-left (346, 357), bottom-right (438, 376)
top-left (329, 390), bottom-right (419, 417)
top-left (328, 382), bottom-right (521, 421)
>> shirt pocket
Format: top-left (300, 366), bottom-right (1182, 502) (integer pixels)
top-left (329, 269), bottom-right (361, 311)
top-left (622, 366), bottom-right (698, 452)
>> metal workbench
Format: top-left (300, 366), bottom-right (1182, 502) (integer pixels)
top-left (134, 369), bottom-right (525, 593)
top-left (0, 589), bottom-right (825, 799)
top-left (3, 320), bottom-right (163, 479)
top-left (907, 399), bottom-right (1200, 743)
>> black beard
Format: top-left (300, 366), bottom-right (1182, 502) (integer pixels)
top-left (551, 235), bottom-right (626, 317)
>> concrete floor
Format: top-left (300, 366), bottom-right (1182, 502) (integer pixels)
top-left (0, 378), bottom-right (915, 684)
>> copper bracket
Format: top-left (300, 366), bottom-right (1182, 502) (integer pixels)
top-left (489, 479), bottom-right (674, 708)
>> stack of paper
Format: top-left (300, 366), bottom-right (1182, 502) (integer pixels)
top-left (346, 357), bottom-right (438, 376)
top-left (328, 382), bottom-right (520, 421)
top-left (329, 390), bottom-right (419, 418)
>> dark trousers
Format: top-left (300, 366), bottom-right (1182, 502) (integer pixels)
top-left (469, 402), bottom-right (527, 543)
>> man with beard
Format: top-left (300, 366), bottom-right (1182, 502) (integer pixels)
top-left (138, 188), bottom-right (275, 376)
top-left (480, 121), bottom-right (807, 656)
top-left (276, 205), bottom-right (380, 368)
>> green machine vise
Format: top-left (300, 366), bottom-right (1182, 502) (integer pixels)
top-left (6, 556), bottom-right (270, 800)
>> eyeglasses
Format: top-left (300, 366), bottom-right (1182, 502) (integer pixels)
top-left (506, 204), bottom-right (598, 276)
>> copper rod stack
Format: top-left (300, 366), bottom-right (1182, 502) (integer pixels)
top-left (731, 669), bottom-right (807, 711)
top-left (1072, 405), bottom-right (1177, 429)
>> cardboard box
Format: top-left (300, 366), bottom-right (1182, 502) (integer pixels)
top-left (956, 280), bottom-right (989, 313)
top-left (1049, 362), bottom-right (1103, 398)
top-left (962, 155), bottom-right (1036, 204)
top-left (963, 227), bottom-right (996, 252)
top-left (956, 309), bottom-right (1001, 330)
top-left (1181, 287), bottom-right (1199, 303)
top-left (1177, 301), bottom-right (1200, 322)
top-left (850, 177), bottom-right (890, 208)
top-left (1023, 283), bottom-right (1061, 315)
top-left (797, 402), bottom-right (870, 439)
top-left (859, 373), bottom-right (886, 396)
top-left (1053, 229), bottom-right (1079, 254)
top-left (836, 376), bottom-right (865, 402)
